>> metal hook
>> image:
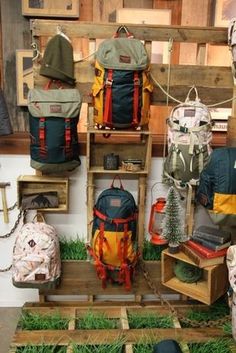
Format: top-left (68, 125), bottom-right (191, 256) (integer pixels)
top-left (31, 42), bottom-right (41, 61)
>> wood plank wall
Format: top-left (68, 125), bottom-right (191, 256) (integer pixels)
top-left (0, 0), bottom-right (229, 154)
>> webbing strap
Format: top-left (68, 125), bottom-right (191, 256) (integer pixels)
top-left (39, 117), bottom-right (46, 157)
top-left (65, 118), bottom-right (72, 157)
top-left (103, 69), bottom-right (113, 126)
top-left (94, 208), bottom-right (137, 224)
top-left (132, 71), bottom-right (140, 126)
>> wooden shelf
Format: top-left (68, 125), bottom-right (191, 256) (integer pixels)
top-left (161, 249), bottom-right (228, 305)
top-left (87, 130), bottom-right (152, 174)
top-left (17, 175), bottom-right (69, 212)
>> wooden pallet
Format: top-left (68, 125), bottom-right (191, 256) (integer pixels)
top-left (9, 303), bottom-right (235, 353)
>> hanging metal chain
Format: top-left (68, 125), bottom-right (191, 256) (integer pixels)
top-left (139, 258), bottom-right (230, 328)
top-left (0, 209), bottom-right (26, 239)
top-left (0, 264), bottom-right (12, 272)
top-left (0, 202), bottom-right (17, 212)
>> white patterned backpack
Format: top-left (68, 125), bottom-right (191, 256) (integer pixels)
top-left (163, 86), bottom-right (212, 185)
top-left (227, 245), bottom-right (236, 341)
top-left (12, 214), bottom-right (61, 289)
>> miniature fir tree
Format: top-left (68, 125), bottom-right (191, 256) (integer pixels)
top-left (161, 186), bottom-right (185, 247)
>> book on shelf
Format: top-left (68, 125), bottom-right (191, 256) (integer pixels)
top-left (191, 235), bottom-right (231, 251)
top-left (181, 243), bottom-right (226, 268)
top-left (186, 240), bottom-right (228, 259)
top-left (193, 225), bottom-right (231, 245)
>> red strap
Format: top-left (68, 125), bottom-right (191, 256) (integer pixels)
top-left (103, 69), bottom-right (113, 126)
top-left (98, 222), bottom-right (105, 260)
top-left (94, 208), bottom-right (137, 224)
top-left (64, 118), bottom-right (72, 157)
top-left (39, 117), bottom-right (46, 157)
top-left (119, 263), bottom-right (132, 291)
top-left (133, 71), bottom-right (140, 126)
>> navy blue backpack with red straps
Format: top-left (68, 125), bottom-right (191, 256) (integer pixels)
top-left (87, 176), bottom-right (139, 290)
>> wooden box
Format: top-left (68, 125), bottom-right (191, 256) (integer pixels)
top-left (87, 129), bottom-right (152, 175)
top-left (161, 249), bottom-right (228, 305)
top-left (22, 0), bottom-right (79, 18)
top-left (17, 175), bottom-right (69, 212)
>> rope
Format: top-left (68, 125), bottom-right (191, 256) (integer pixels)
top-left (74, 50), bottom-right (97, 63)
top-left (162, 38), bottom-right (173, 178)
top-left (151, 71), bottom-right (236, 108)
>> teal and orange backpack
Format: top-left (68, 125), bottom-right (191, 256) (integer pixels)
top-left (87, 176), bottom-right (139, 290)
top-left (92, 25), bottom-right (153, 129)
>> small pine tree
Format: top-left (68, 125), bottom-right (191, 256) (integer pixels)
top-left (161, 186), bottom-right (185, 245)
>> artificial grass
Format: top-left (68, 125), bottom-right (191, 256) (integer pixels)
top-left (59, 236), bottom-right (87, 260)
top-left (180, 298), bottom-right (230, 328)
top-left (19, 311), bottom-right (70, 330)
top-left (16, 346), bottom-right (67, 353)
top-left (188, 339), bottom-right (232, 353)
top-left (133, 344), bottom-right (154, 353)
top-left (76, 311), bottom-right (119, 329)
top-left (142, 239), bottom-right (166, 261)
top-left (128, 312), bottom-right (173, 329)
top-left (72, 341), bottom-right (123, 353)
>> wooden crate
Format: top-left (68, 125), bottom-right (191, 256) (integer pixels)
top-left (8, 303), bottom-right (235, 353)
top-left (21, 0), bottom-right (79, 18)
top-left (87, 129), bottom-right (152, 175)
top-left (17, 175), bottom-right (69, 212)
top-left (161, 249), bottom-right (228, 305)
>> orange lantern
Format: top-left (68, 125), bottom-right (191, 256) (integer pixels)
top-left (148, 197), bottom-right (167, 245)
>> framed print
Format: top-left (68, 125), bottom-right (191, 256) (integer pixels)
top-left (22, 0), bottom-right (79, 18)
top-left (16, 50), bottom-right (33, 106)
top-left (214, 0), bottom-right (236, 27)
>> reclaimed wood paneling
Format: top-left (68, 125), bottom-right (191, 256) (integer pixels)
top-left (1, 0), bottom-right (31, 132)
top-left (93, 0), bottom-right (123, 22)
top-left (124, 0), bottom-right (153, 8)
top-left (154, 0), bottom-right (182, 64)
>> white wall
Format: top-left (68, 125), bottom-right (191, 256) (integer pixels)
top-left (0, 154), bottom-right (212, 306)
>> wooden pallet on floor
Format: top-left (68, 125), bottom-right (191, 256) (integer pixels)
top-left (9, 303), bottom-right (235, 353)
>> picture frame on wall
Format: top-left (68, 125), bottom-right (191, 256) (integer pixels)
top-left (16, 50), bottom-right (33, 106)
top-left (21, 0), bottom-right (79, 18)
top-left (214, 0), bottom-right (236, 27)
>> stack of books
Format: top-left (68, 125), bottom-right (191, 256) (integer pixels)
top-left (181, 226), bottom-right (232, 268)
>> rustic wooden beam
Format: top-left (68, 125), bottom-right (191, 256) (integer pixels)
top-left (12, 327), bottom-right (228, 346)
top-left (31, 20), bottom-right (227, 44)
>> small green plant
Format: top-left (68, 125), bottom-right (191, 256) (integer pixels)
top-left (76, 311), bottom-right (118, 329)
top-left (59, 236), bottom-right (87, 260)
top-left (188, 339), bottom-right (232, 353)
top-left (19, 311), bottom-right (70, 330)
top-left (223, 321), bottom-right (232, 335)
top-left (16, 345), bottom-right (67, 353)
top-left (180, 299), bottom-right (230, 327)
top-left (72, 341), bottom-right (123, 353)
top-left (142, 239), bottom-right (166, 261)
top-left (133, 344), bottom-right (154, 353)
top-left (128, 312), bottom-right (173, 329)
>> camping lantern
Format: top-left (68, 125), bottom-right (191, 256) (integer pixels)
top-left (148, 197), bottom-right (167, 245)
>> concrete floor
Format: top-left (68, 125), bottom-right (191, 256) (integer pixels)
top-left (0, 308), bottom-right (21, 353)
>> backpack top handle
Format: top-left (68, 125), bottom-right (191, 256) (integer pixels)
top-left (185, 85), bottom-right (200, 103)
top-left (114, 25), bottom-right (134, 39)
top-left (110, 175), bottom-right (124, 190)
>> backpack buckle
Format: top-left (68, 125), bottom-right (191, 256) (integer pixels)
top-left (134, 78), bottom-right (140, 86)
top-left (106, 217), bottom-right (113, 224)
top-left (105, 78), bottom-right (113, 87)
top-left (180, 126), bottom-right (188, 133)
